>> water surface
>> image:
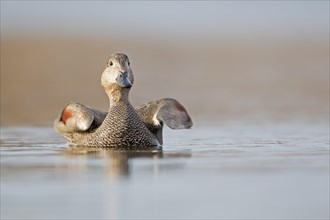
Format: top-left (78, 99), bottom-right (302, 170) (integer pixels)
top-left (1, 121), bottom-right (329, 219)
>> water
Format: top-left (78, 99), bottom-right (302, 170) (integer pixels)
top-left (1, 121), bottom-right (329, 219)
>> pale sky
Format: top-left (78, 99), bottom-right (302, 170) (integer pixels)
top-left (1, 1), bottom-right (329, 40)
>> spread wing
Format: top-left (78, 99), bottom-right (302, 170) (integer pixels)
top-left (54, 102), bottom-right (107, 135)
top-left (135, 98), bottom-right (193, 144)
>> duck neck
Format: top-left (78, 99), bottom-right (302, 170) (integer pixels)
top-left (106, 86), bottom-right (131, 108)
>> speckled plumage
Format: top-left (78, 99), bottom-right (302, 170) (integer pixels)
top-left (76, 101), bottom-right (159, 148)
top-left (54, 53), bottom-right (192, 149)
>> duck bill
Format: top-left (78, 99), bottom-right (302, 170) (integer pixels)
top-left (116, 72), bottom-right (132, 88)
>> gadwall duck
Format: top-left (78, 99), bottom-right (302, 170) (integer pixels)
top-left (54, 53), bottom-right (192, 149)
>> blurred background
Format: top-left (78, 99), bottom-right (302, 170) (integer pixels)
top-left (1, 1), bottom-right (329, 126)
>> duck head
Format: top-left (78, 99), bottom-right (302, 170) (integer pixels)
top-left (101, 53), bottom-right (134, 93)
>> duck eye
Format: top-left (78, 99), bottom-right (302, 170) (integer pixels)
top-left (128, 61), bottom-right (130, 66)
top-left (109, 61), bottom-right (113, 66)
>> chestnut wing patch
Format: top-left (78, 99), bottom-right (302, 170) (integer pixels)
top-left (60, 103), bottom-right (95, 131)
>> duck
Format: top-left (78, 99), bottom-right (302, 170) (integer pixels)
top-left (54, 53), bottom-right (192, 149)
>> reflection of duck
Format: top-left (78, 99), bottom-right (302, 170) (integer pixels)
top-left (64, 146), bottom-right (192, 179)
top-left (54, 53), bottom-right (192, 149)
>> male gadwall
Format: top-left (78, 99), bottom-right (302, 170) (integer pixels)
top-left (54, 53), bottom-right (192, 149)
